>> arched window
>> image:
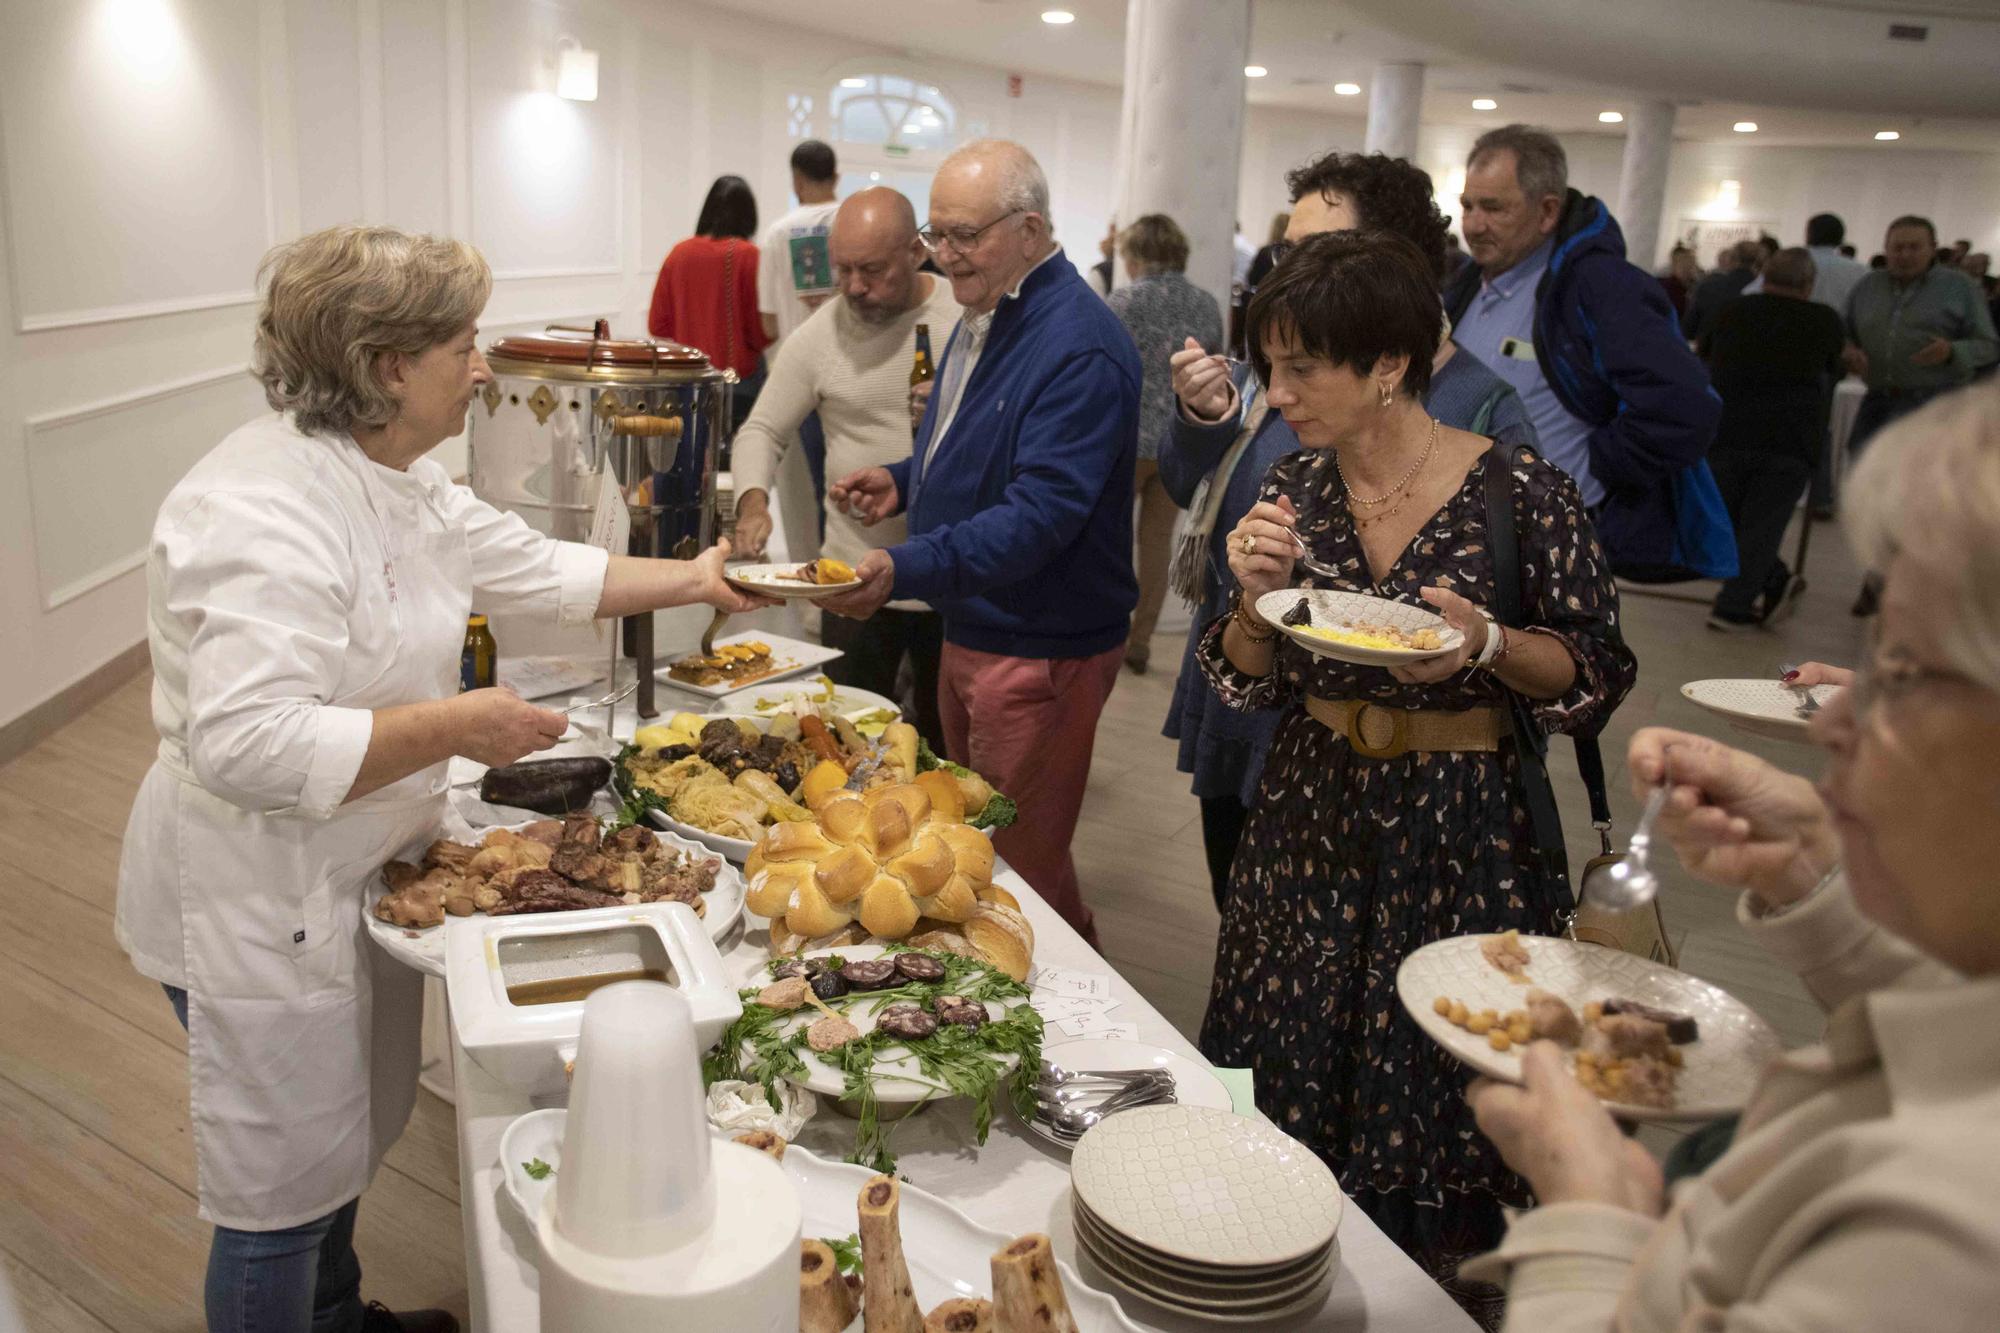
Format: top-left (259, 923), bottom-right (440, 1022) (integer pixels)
top-left (829, 74), bottom-right (956, 154)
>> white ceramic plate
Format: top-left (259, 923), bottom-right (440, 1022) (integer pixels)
top-left (1681, 678), bottom-right (1840, 744)
top-left (498, 1114), bottom-right (1143, 1331)
top-left (1069, 1105), bottom-right (1342, 1268)
top-left (366, 822), bottom-right (745, 978)
top-left (1255, 588), bottom-right (1463, 666)
top-left (725, 562), bottom-right (864, 599)
top-left (499, 1107), bottom-right (566, 1222)
top-left (657, 631), bottom-right (843, 700)
top-left (746, 946), bottom-right (1027, 1105)
top-left (1073, 1201), bottom-right (1336, 1324)
top-left (1072, 1196), bottom-right (1332, 1290)
top-left (644, 807), bottom-right (759, 865)
top-left (720, 681), bottom-right (901, 726)
top-left (1395, 933), bottom-right (1783, 1123)
top-left (1018, 1038), bottom-right (1235, 1152)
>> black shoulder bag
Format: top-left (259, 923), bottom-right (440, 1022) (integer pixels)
top-left (1482, 443), bottom-right (1675, 964)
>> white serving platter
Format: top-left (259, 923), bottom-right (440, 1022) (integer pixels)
top-left (1681, 677), bottom-right (1840, 744)
top-left (1255, 588), bottom-right (1464, 666)
top-left (656, 631), bottom-right (843, 700)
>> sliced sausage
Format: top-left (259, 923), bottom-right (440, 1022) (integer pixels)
top-left (875, 1002), bottom-right (938, 1040)
top-left (839, 958), bottom-right (898, 990)
top-left (808, 971), bottom-right (851, 1001)
top-left (932, 995), bottom-right (987, 1030)
top-left (893, 952), bottom-right (947, 982)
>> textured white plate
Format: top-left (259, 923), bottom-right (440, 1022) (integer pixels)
top-left (498, 1115), bottom-right (1143, 1331)
top-left (657, 631), bottom-right (842, 700)
top-left (1395, 933), bottom-right (1783, 1123)
top-left (725, 562), bottom-right (864, 598)
top-left (721, 683), bottom-right (900, 723)
top-left (753, 946), bottom-right (1026, 1105)
top-left (1681, 678), bottom-right (1840, 744)
top-left (1255, 588), bottom-right (1464, 666)
top-left (1072, 1196), bottom-right (1331, 1289)
top-left (1069, 1105), bottom-right (1342, 1267)
top-left (1073, 1208), bottom-right (1336, 1324)
top-left (366, 823), bottom-right (744, 978)
top-left (1017, 1038), bottom-right (1235, 1153)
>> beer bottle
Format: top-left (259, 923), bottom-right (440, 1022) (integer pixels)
top-left (461, 614), bottom-right (498, 692)
top-left (909, 323), bottom-right (935, 439)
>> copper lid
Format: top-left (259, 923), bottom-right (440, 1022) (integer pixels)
top-left (486, 319), bottom-right (716, 382)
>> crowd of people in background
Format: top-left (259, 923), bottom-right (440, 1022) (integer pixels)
top-left (639, 130), bottom-right (2000, 1331)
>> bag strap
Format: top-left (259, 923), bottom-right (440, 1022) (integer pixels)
top-left (1482, 442), bottom-right (1591, 908)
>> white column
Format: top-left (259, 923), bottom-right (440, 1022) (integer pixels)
top-left (1615, 99), bottom-right (1677, 272)
top-left (1113, 0), bottom-right (1251, 313)
top-left (1363, 62), bottom-right (1425, 161)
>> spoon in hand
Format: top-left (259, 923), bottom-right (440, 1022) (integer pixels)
top-left (1586, 748), bottom-right (1673, 913)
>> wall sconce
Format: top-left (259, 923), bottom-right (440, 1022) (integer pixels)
top-left (556, 36), bottom-right (598, 101)
top-left (1715, 179), bottom-right (1741, 212)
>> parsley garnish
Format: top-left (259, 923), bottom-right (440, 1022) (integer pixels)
top-left (521, 1158), bottom-right (554, 1181)
top-left (820, 1233), bottom-right (863, 1276)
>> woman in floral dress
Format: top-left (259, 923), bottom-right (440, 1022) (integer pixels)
top-left (1197, 230), bottom-right (1637, 1321)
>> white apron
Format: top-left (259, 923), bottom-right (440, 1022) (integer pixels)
top-left (170, 452), bottom-right (473, 1230)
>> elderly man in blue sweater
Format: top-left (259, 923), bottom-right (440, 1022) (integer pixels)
top-left (824, 139), bottom-right (1141, 945)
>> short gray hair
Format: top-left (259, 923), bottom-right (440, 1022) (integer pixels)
top-left (1763, 247), bottom-right (1817, 293)
top-left (942, 138), bottom-right (1050, 219)
top-left (252, 225), bottom-right (491, 437)
top-left (1468, 124), bottom-right (1568, 205)
top-left (1848, 385), bottom-right (2000, 692)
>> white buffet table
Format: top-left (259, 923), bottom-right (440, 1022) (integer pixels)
top-left (447, 868), bottom-right (1480, 1332)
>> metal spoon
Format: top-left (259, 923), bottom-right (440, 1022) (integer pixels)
top-left (1282, 525), bottom-right (1344, 581)
top-left (1039, 1061), bottom-right (1166, 1086)
top-left (1045, 1084), bottom-right (1177, 1137)
top-left (1035, 1071), bottom-right (1173, 1107)
top-left (562, 679), bottom-right (639, 715)
top-left (1587, 753), bottom-right (1672, 912)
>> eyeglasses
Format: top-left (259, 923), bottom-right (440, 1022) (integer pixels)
top-left (1850, 623), bottom-right (1983, 714)
top-left (918, 209), bottom-right (1023, 256)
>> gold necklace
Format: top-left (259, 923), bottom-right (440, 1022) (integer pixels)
top-left (1337, 416), bottom-right (1437, 509)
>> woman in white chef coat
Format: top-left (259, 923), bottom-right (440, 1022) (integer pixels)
top-left (114, 224), bottom-right (767, 1333)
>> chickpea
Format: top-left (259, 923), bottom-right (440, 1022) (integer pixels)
top-left (1507, 1020), bottom-right (1532, 1044)
top-left (1480, 1009), bottom-right (1500, 1024)
top-left (1487, 1030), bottom-right (1513, 1052)
top-left (1448, 1000), bottom-right (1469, 1026)
top-left (1433, 996), bottom-right (1453, 1016)
top-left (1466, 1013), bottom-right (1494, 1035)
top-left (1582, 1001), bottom-right (1604, 1023)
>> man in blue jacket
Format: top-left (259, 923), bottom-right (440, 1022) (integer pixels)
top-left (1446, 124), bottom-right (1726, 579)
top-left (824, 139), bottom-right (1140, 945)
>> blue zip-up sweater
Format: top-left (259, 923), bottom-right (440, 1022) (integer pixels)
top-left (885, 250), bottom-right (1141, 659)
top-left (1445, 191), bottom-right (1723, 574)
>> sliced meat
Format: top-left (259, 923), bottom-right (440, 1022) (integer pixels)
top-left (519, 820), bottom-right (565, 847)
top-left (876, 1003), bottom-right (938, 1040)
top-left (1524, 989), bottom-right (1583, 1046)
top-left (607, 824), bottom-right (655, 854)
top-left (772, 958), bottom-right (828, 981)
top-left (1617, 1057), bottom-right (1677, 1109)
top-left (840, 958), bottom-right (899, 990)
top-left (809, 972), bottom-right (851, 1001)
top-left (756, 976), bottom-right (811, 1011)
top-left (932, 995), bottom-right (986, 1030)
top-left (807, 1014), bottom-right (861, 1052)
top-left (1602, 998), bottom-right (1699, 1044)
top-left (893, 953), bottom-right (946, 982)
top-left (557, 813), bottom-right (601, 850)
top-left (1589, 1013), bottom-right (1672, 1061)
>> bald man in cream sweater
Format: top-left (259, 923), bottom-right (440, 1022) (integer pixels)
top-left (731, 188), bottom-right (960, 750)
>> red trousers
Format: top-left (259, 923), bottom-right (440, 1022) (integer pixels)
top-left (938, 641), bottom-right (1124, 947)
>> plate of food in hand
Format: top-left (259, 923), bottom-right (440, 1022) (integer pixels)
top-left (1396, 930), bottom-right (1783, 1122)
top-left (660, 631), bottom-right (841, 698)
top-left (617, 708), bottom-right (1014, 865)
top-left (1255, 588), bottom-right (1463, 666)
top-left (706, 945), bottom-right (1042, 1174)
top-left (726, 558), bottom-right (864, 598)
top-left (367, 814), bottom-right (744, 977)
top-left (1680, 678), bottom-right (1840, 743)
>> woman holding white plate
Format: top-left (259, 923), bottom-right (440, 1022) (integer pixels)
top-left (1465, 386), bottom-right (2000, 1330)
top-left (115, 225), bottom-right (766, 1333)
top-left (1202, 229), bottom-right (1636, 1317)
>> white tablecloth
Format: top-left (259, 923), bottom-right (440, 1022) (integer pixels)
top-left (447, 871), bottom-right (1480, 1332)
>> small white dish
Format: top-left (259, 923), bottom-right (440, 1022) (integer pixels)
top-left (1395, 933), bottom-right (1783, 1123)
top-left (656, 631), bottom-right (842, 700)
top-left (1681, 678), bottom-right (1840, 744)
top-left (1069, 1105), bottom-right (1342, 1268)
top-left (1256, 588), bottom-right (1463, 666)
top-left (499, 1107), bottom-right (566, 1223)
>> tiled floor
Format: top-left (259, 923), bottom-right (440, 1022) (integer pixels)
top-left (0, 505), bottom-right (1866, 1326)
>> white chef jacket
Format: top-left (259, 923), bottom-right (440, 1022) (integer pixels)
top-left (115, 412), bottom-right (606, 1228)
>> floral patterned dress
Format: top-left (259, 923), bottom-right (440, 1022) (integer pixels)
top-left (1196, 444), bottom-right (1637, 1307)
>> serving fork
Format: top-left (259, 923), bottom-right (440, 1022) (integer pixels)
top-left (1778, 662), bottom-right (1821, 720)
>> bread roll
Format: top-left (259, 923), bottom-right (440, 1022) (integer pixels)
top-left (763, 821), bottom-right (837, 863)
top-left (934, 824), bottom-right (995, 882)
top-left (990, 1235), bottom-right (1076, 1333)
top-left (858, 1175), bottom-right (924, 1333)
top-left (923, 873), bottom-right (979, 925)
top-left (816, 843), bottom-right (878, 905)
top-left (859, 872), bottom-right (924, 940)
top-left (745, 864), bottom-right (800, 919)
top-left (799, 1238), bottom-right (860, 1333)
top-left (914, 770), bottom-right (965, 822)
top-left (886, 832), bottom-right (954, 897)
top-left (962, 903), bottom-right (1034, 982)
top-left (819, 794), bottom-right (872, 846)
top-left (976, 884), bottom-right (1020, 911)
top-left (788, 870), bottom-right (856, 939)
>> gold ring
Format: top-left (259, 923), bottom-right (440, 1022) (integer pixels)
top-left (1240, 533), bottom-right (1256, 555)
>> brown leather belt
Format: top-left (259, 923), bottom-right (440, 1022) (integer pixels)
top-left (1304, 696), bottom-right (1504, 759)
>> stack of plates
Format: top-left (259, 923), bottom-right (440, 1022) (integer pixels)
top-left (1068, 1105), bottom-right (1342, 1323)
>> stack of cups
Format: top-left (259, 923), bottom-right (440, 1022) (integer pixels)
top-left (537, 981), bottom-right (801, 1332)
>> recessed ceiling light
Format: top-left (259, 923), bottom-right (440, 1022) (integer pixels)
top-left (1472, 98), bottom-right (1497, 111)
top-left (1733, 121), bottom-right (1758, 133)
top-left (1598, 110), bottom-right (1624, 123)
top-left (1041, 8), bottom-right (1074, 23)
top-left (840, 77), bottom-right (867, 89)
top-left (1244, 65), bottom-right (1268, 78)
top-left (1333, 82), bottom-right (1361, 96)
top-left (1875, 129), bottom-right (1900, 140)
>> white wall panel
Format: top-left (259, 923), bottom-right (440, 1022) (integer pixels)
top-left (24, 368), bottom-right (269, 609)
top-left (467, 0), bottom-right (621, 279)
top-left (1, 0), bottom-right (274, 329)
top-left (287, 0), bottom-right (365, 232)
top-left (380, 0), bottom-right (452, 237)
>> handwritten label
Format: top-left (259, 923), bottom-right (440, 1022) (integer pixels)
top-left (587, 461), bottom-right (630, 556)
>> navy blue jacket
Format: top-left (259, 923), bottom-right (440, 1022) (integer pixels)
top-left (1445, 191), bottom-right (1723, 574)
top-left (885, 251), bottom-right (1141, 658)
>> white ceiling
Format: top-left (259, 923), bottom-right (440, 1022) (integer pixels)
top-left (709, 0), bottom-right (2000, 151)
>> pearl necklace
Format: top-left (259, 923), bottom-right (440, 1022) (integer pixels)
top-left (1336, 416), bottom-right (1438, 525)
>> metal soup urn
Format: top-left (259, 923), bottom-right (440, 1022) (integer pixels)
top-left (472, 321), bottom-right (734, 717)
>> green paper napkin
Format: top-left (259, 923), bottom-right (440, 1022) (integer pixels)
top-left (1213, 1066), bottom-right (1256, 1115)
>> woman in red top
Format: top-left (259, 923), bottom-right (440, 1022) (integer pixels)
top-left (649, 175), bottom-right (770, 419)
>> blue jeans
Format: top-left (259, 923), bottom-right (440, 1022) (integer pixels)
top-left (164, 985), bottom-right (369, 1333)
top-left (799, 411), bottom-right (828, 542)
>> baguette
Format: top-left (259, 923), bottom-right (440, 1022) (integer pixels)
top-left (799, 1238), bottom-right (861, 1333)
top-left (858, 1175), bottom-right (925, 1333)
top-left (991, 1234), bottom-right (1077, 1333)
